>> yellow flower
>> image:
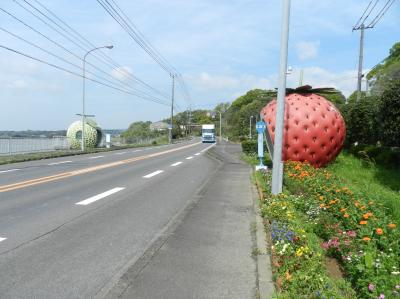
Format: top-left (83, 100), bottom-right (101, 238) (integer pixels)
top-left (388, 223), bottom-right (397, 229)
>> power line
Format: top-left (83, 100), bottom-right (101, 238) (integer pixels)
top-left (96, 0), bottom-right (171, 75)
top-left (353, 0), bottom-right (374, 29)
top-left (27, 0), bottom-right (171, 100)
top-left (2, 3), bottom-right (170, 103)
top-left (367, 0), bottom-right (396, 27)
top-left (0, 44), bottom-right (171, 106)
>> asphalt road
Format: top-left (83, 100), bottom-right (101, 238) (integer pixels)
top-left (0, 140), bottom-right (221, 298)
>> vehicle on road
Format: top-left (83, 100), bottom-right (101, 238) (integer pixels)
top-left (201, 124), bottom-right (216, 143)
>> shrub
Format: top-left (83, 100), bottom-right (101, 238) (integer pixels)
top-left (241, 140), bottom-right (258, 154)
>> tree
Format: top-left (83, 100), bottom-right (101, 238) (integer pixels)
top-left (367, 42), bottom-right (400, 96)
top-left (224, 89), bottom-right (276, 140)
top-left (121, 121), bottom-right (154, 143)
top-left (378, 80), bottom-right (400, 147)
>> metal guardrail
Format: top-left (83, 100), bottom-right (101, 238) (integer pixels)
top-left (0, 137), bottom-right (70, 156)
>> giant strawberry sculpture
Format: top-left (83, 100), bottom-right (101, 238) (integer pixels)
top-left (261, 86), bottom-right (346, 168)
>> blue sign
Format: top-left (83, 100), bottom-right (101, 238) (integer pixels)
top-left (168, 124), bottom-right (172, 129)
top-left (256, 121), bottom-right (266, 133)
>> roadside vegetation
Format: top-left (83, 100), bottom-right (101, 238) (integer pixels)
top-left (238, 42), bottom-right (400, 299)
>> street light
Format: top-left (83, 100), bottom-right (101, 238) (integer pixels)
top-left (81, 45), bottom-right (113, 151)
top-left (249, 115), bottom-right (254, 140)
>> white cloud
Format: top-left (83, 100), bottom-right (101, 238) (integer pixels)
top-left (111, 66), bottom-right (133, 82)
top-left (296, 41), bottom-right (320, 61)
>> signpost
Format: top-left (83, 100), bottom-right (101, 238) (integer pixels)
top-left (255, 120), bottom-right (267, 171)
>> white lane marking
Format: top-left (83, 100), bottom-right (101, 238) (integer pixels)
top-left (115, 152), bottom-right (127, 155)
top-left (200, 143), bottom-right (216, 152)
top-left (0, 169), bottom-right (20, 174)
top-left (131, 149), bottom-right (142, 153)
top-left (143, 170), bottom-right (164, 178)
top-left (171, 162), bottom-right (183, 167)
top-left (75, 187), bottom-right (125, 206)
top-left (186, 156), bottom-right (193, 160)
top-left (0, 237), bottom-right (7, 242)
top-left (194, 153), bottom-right (201, 156)
top-left (88, 155), bottom-right (104, 159)
top-left (47, 161), bottom-right (72, 166)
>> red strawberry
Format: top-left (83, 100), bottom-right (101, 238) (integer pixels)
top-left (261, 86), bottom-right (346, 167)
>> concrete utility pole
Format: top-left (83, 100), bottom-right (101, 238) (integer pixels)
top-left (169, 74), bottom-right (175, 144)
top-left (271, 0), bottom-right (291, 195)
top-left (249, 116), bottom-right (254, 140)
top-left (356, 24), bottom-right (365, 102)
top-left (81, 45), bottom-right (113, 151)
top-left (218, 111), bottom-right (222, 142)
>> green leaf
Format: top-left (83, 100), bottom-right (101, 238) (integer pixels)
top-left (364, 251), bottom-right (373, 269)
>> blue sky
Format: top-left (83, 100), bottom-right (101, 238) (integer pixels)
top-left (0, 0), bottom-right (399, 130)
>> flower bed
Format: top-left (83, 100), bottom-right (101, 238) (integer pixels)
top-left (258, 171), bottom-right (355, 298)
top-left (277, 161), bottom-right (400, 298)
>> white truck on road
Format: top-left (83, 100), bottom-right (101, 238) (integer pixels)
top-left (201, 124), bottom-right (216, 143)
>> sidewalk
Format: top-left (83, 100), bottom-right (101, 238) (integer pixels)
top-left (106, 142), bottom-right (272, 299)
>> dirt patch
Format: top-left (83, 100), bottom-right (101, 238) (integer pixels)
top-left (325, 257), bottom-right (344, 279)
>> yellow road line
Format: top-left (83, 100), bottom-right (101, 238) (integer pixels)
top-left (0, 142), bottom-right (201, 193)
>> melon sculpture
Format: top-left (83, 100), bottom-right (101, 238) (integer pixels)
top-left (261, 86), bottom-right (346, 168)
top-left (66, 119), bottom-right (103, 150)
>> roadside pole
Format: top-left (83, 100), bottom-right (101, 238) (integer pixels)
top-left (271, 0), bottom-right (291, 194)
top-left (255, 120), bottom-right (267, 171)
top-left (169, 74), bottom-right (175, 144)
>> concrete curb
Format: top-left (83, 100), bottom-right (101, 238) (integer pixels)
top-left (251, 171), bottom-right (275, 299)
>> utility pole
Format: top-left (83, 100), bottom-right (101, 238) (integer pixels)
top-left (356, 24), bottom-right (365, 102)
top-left (169, 74), bottom-right (175, 144)
top-left (299, 69), bottom-right (304, 86)
top-left (249, 116), bottom-right (254, 140)
top-left (271, 0), bottom-right (291, 195)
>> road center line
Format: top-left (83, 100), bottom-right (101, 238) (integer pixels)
top-left (0, 169), bottom-right (20, 174)
top-left (194, 153), bottom-right (201, 156)
top-left (0, 142), bottom-right (201, 193)
top-left (75, 187), bottom-right (125, 206)
top-left (47, 161), bottom-right (72, 166)
top-left (0, 237), bottom-right (7, 242)
top-left (186, 156), bottom-right (193, 160)
top-left (88, 156), bottom-right (104, 159)
top-left (143, 170), bottom-right (164, 178)
top-left (131, 150), bottom-right (142, 153)
top-left (171, 162), bottom-right (183, 167)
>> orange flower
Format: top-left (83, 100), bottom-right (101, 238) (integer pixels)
top-left (343, 214), bottom-right (350, 218)
top-left (375, 228), bottom-right (383, 235)
top-left (360, 205), bottom-right (366, 210)
top-left (388, 223), bottom-right (397, 229)
top-left (319, 196), bottom-right (324, 201)
top-left (362, 236), bottom-right (371, 241)
top-left (340, 208), bottom-right (347, 213)
top-left (329, 200), bottom-right (336, 205)
top-left (355, 202), bottom-right (360, 207)
top-left (363, 212), bottom-right (373, 220)
top-left (359, 220), bottom-right (368, 225)
top-left (320, 204), bottom-right (326, 208)
top-left (335, 189), bottom-right (341, 193)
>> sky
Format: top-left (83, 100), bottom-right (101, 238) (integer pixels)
top-left (0, 0), bottom-right (399, 130)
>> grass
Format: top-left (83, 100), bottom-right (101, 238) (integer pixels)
top-left (326, 151), bottom-right (400, 222)
top-left (0, 138), bottom-right (169, 165)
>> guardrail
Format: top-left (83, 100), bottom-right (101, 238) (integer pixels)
top-left (0, 137), bottom-right (70, 155)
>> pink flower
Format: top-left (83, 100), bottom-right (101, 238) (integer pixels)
top-left (347, 230), bottom-right (357, 237)
top-left (368, 284), bottom-right (375, 292)
top-left (321, 242), bottom-right (329, 250)
top-left (379, 294), bottom-right (385, 299)
top-left (396, 285), bottom-right (400, 290)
